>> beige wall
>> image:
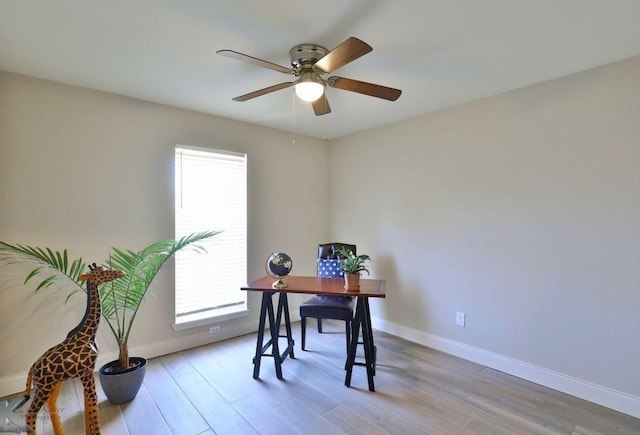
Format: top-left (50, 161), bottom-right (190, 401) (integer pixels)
top-left (1, 55), bottom-right (639, 416)
top-left (329, 56), bottom-right (640, 413)
top-left (0, 71), bottom-right (329, 394)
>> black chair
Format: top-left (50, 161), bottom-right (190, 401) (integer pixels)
top-left (300, 243), bottom-right (356, 352)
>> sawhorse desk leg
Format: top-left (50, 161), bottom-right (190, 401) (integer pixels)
top-left (252, 291), bottom-right (295, 380)
top-left (344, 296), bottom-right (377, 391)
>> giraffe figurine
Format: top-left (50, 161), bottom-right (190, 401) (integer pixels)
top-left (16, 263), bottom-right (124, 435)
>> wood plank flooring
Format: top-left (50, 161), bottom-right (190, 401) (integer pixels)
top-left (3, 321), bottom-right (639, 434)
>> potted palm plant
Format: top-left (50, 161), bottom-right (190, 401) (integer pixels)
top-left (0, 230), bottom-right (219, 403)
top-left (338, 247), bottom-right (371, 291)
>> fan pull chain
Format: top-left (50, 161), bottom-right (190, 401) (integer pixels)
top-left (179, 150), bottom-right (184, 209)
top-left (324, 103), bottom-right (328, 141)
top-left (291, 89), bottom-right (296, 144)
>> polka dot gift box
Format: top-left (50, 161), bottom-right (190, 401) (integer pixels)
top-left (317, 259), bottom-right (344, 278)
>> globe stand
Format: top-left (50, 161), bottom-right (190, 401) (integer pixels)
top-left (266, 253), bottom-right (293, 290)
top-left (272, 278), bottom-right (288, 289)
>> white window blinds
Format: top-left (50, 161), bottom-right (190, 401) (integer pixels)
top-left (174, 145), bottom-right (247, 324)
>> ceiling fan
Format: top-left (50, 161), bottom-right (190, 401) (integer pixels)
top-left (217, 37), bottom-right (402, 116)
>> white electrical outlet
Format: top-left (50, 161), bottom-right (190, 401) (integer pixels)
top-left (209, 325), bottom-right (221, 334)
top-left (456, 312), bottom-right (466, 327)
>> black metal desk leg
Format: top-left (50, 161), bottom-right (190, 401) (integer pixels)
top-left (253, 291), bottom-right (272, 379)
top-left (276, 293), bottom-right (295, 359)
top-left (266, 292), bottom-right (283, 379)
top-left (252, 291), bottom-right (295, 380)
top-left (361, 297), bottom-right (376, 391)
top-left (344, 297), bottom-right (363, 388)
top-left (344, 297), bottom-right (376, 391)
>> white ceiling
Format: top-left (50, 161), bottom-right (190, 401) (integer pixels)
top-left (2, 1), bottom-right (640, 139)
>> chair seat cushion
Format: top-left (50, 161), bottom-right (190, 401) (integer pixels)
top-left (300, 295), bottom-right (355, 320)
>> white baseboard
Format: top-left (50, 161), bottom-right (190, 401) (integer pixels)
top-left (372, 316), bottom-right (640, 419)
top-left (0, 374), bottom-right (26, 399)
top-left (3, 317), bottom-right (638, 420)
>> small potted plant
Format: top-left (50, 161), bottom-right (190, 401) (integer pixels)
top-left (338, 247), bottom-right (370, 291)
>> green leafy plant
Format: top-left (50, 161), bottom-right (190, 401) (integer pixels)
top-left (338, 247), bottom-right (371, 275)
top-left (0, 243), bottom-right (88, 299)
top-left (0, 230), bottom-right (220, 373)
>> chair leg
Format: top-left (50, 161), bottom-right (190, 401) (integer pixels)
top-left (345, 320), bottom-right (351, 355)
top-left (301, 316), bottom-right (307, 350)
top-left (317, 318), bottom-right (323, 333)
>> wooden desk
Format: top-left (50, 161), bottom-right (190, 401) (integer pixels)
top-left (241, 275), bottom-right (386, 391)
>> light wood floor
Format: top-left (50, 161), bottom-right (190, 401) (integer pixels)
top-left (4, 321), bottom-right (639, 434)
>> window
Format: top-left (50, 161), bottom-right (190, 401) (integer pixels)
top-left (174, 145), bottom-right (247, 329)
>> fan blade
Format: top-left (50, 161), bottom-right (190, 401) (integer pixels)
top-left (312, 94), bottom-right (331, 116)
top-left (217, 49), bottom-right (295, 75)
top-left (328, 77), bottom-right (402, 101)
top-left (314, 37), bottom-right (372, 74)
top-left (232, 82), bottom-right (293, 101)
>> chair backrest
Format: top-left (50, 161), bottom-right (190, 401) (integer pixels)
top-left (317, 243), bottom-right (356, 278)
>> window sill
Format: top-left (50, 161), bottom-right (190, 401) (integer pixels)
top-left (172, 306), bottom-right (250, 331)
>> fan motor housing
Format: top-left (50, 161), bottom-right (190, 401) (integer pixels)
top-left (289, 43), bottom-right (328, 71)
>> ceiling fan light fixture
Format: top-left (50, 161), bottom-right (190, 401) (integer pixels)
top-left (219, 37), bottom-right (401, 115)
top-left (294, 72), bottom-right (324, 102)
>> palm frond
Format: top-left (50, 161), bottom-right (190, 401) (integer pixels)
top-left (100, 230), bottom-right (220, 351)
top-left (0, 241), bottom-right (86, 294)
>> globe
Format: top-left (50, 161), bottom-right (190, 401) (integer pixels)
top-left (266, 252), bottom-right (293, 288)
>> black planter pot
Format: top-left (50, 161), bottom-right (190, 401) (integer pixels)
top-left (99, 357), bottom-right (147, 404)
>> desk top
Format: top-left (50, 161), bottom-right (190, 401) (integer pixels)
top-left (242, 275), bottom-right (386, 298)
